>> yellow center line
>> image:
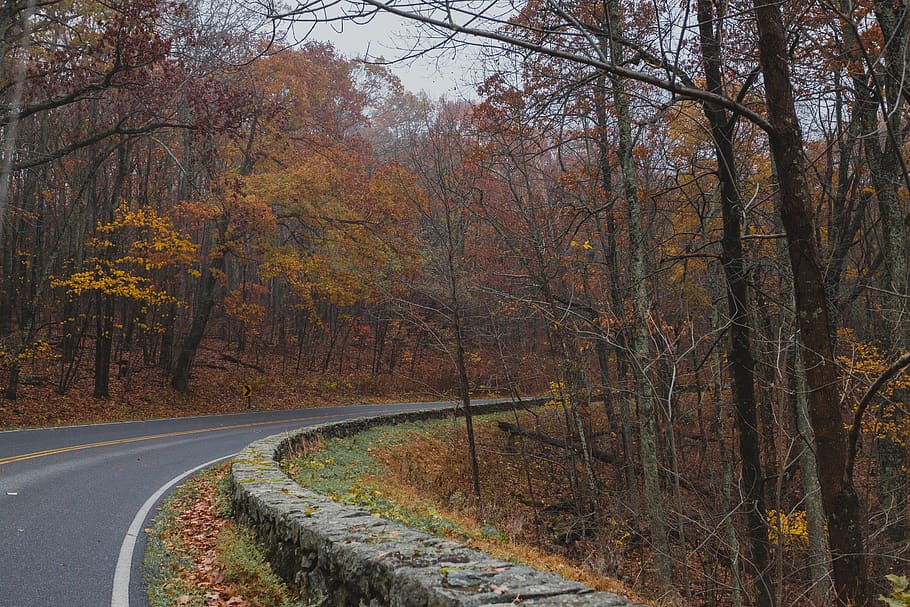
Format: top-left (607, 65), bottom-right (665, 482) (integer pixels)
top-left (0, 413), bottom-right (345, 467)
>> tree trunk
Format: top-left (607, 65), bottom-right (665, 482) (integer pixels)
top-left (594, 78), bottom-right (638, 511)
top-left (790, 347), bottom-right (833, 605)
top-left (455, 310), bottom-right (481, 498)
top-left (751, 2), bottom-right (869, 603)
top-left (696, 2), bottom-right (772, 603)
top-left (447, 211), bottom-right (481, 497)
top-left (93, 293), bottom-right (114, 399)
top-left (158, 302), bottom-right (176, 371)
top-left (91, 141), bottom-right (129, 399)
top-left (171, 223), bottom-right (224, 391)
top-left (710, 294), bottom-right (744, 607)
top-left (605, 0), bottom-right (671, 585)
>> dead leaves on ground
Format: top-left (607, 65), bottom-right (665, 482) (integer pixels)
top-left (167, 473), bottom-right (253, 607)
top-left (0, 339), bottom-right (393, 430)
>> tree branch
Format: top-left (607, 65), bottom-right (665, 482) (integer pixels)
top-left (276, 0), bottom-right (774, 132)
top-left (845, 351), bottom-right (910, 483)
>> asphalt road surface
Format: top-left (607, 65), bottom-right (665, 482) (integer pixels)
top-left (0, 400), bottom-right (464, 607)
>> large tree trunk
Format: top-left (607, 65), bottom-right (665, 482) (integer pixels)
top-left (171, 114), bottom-right (258, 392)
top-left (171, 228), bottom-right (223, 392)
top-left (751, 1), bottom-right (869, 604)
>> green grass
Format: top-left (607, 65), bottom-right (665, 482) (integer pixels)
top-left (282, 416), bottom-right (497, 540)
top-left (216, 525), bottom-right (292, 606)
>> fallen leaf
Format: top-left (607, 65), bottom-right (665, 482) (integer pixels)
top-left (207, 571), bottom-right (225, 584)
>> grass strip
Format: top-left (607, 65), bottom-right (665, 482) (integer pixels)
top-left (144, 464), bottom-right (305, 607)
top-left (282, 417), bottom-right (492, 540)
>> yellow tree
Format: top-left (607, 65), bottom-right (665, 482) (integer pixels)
top-left (53, 205), bottom-right (196, 397)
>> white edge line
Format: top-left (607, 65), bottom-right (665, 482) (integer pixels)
top-left (111, 453), bottom-right (237, 607)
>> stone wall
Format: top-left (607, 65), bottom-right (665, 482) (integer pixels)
top-left (230, 401), bottom-right (647, 607)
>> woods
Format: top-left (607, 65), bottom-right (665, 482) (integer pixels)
top-left (4, 0), bottom-right (910, 604)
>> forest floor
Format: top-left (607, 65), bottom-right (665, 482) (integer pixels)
top-left (0, 340), bottom-right (436, 429)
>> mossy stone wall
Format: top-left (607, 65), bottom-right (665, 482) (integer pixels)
top-left (230, 401), bottom-right (647, 607)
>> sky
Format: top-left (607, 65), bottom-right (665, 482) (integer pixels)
top-left (299, 13), bottom-right (481, 99)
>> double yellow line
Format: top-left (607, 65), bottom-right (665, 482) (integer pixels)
top-left (0, 414), bottom-right (342, 467)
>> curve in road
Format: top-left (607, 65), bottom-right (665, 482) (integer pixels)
top-left (0, 400), bottom-right (464, 607)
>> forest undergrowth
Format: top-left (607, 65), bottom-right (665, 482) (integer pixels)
top-left (282, 411), bottom-right (655, 603)
top-left (284, 404), bottom-right (907, 607)
top-left (0, 336), bottom-right (447, 429)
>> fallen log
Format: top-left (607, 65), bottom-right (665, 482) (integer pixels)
top-left (496, 421), bottom-right (614, 463)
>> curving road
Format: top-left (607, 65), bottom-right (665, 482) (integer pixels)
top-left (0, 400), bottom-right (463, 607)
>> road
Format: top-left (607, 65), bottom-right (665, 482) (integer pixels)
top-left (0, 400), bottom-right (461, 607)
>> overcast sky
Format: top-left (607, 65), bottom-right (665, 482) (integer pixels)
top-left (301, 14), bottom-right (481, 99)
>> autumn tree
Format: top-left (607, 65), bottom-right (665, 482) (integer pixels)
top-left (269, 0), bottom-right (878, 602)
top-left (1, 0), bottom-right (270, 398)
top-left (53, 205), bottom-right (197, 397)
top-left (168, 43), bottom-right (421, 390)
top-left (391, 99), bottom-right (489, 496)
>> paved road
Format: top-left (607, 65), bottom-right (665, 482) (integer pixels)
top-left (0, 400), bottom-right (462, 607)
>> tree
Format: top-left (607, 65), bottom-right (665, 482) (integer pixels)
top-left (391, 100), bottom-right (486, 496)
top-left (270, 0), bottom-right (872, 602)
top-left (53, 205), bottom-right (197, 397)
top-left (171, 44), bottom-right (420, 390)
top-left (751, 0), bottom-right (867, 602)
